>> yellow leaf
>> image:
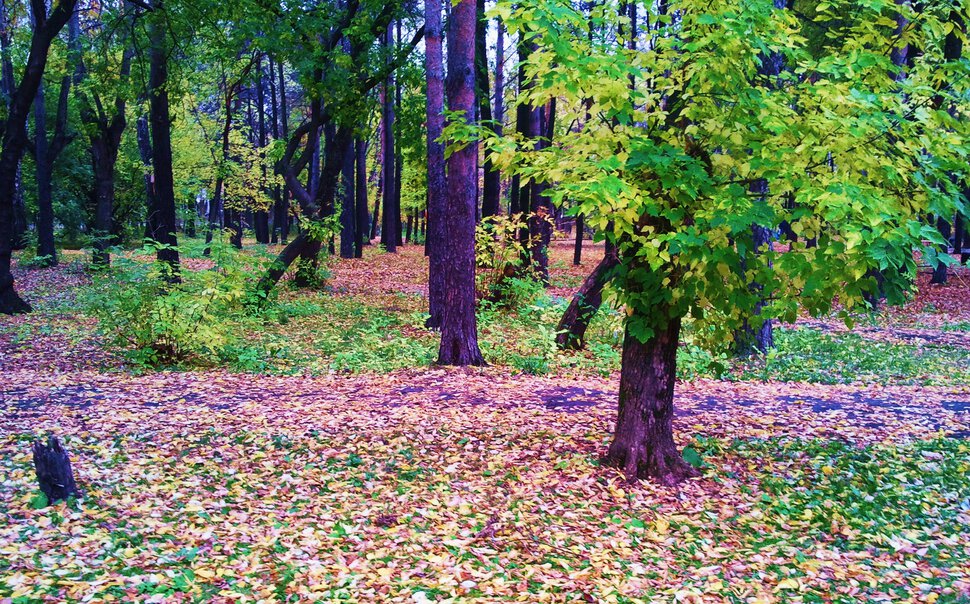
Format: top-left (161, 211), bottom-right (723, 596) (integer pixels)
top-left (775, 578), bottom-right (800, 591)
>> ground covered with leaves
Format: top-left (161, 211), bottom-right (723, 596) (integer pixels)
top-left (2, 242), bottom-right (969, 603)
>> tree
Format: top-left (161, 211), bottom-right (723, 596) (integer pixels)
top-left (494, 0), bottom-right (968, 484)
top-left (0, 0), bottom-right (79, 314)
top-left (74, 9), bottom-right (134, 267)
top-left (144, 1), bottom-right (181, 275)
top-left (437, 0), bottom-right (484, 366)
top-left (425, 0), bottom-right (445, 328)
top-left (253, 0), bottom-right (424, 297)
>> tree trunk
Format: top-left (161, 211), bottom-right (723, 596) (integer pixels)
top-left (381, 25), bottom-right (398, 253)
top-left (930, 215), bottom-right (950, 284)
top-left (147, 9), bottom-right (180, 276)
top-left (0, 0), bottom-right (78, 314)
top-left (277, 58), bottom-right (291, 244)
top-left (556, 250), bottom-right (617, 350)
top-left (33, 79), bottom-right (57, 267)
top-left (394, 20), bottom-right (404, 247)
top-left (604, 317), bottom-right (699, 485)
top-left (90, 139), bottom-right (118, 266)
top-left (438, 0), bottom-right (485, 366)
top-left (425, 0), bottom-right (446, 328)
top-left (254, 56), bottom-right (270, 245)
top-left (32, 436), bottom-right (78, 504)
top-left (477, 0), bottom-right (500, 219)
top-left (339, 137), bottom-right (356, 258)
top-left (573, 213), bottom-right (583, 265)
top-left (354, 137), bottom-right (368, 257)
top-left (733, 220), bottom-right (775, 355)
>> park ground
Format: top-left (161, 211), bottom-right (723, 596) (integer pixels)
top-left (1, 241), bottom-right (969, 603)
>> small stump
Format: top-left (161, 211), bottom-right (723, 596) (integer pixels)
top-left (32, 436), bottom-right (79, 505)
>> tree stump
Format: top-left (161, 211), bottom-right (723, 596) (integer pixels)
top-left (32, 436), bottom-right (78, 504)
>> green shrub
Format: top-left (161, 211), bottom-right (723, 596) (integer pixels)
top-left (80, 241), bottom-right (271, 367)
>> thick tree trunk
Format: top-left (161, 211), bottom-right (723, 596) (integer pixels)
top-left (556, 251), bottom-right (617, 350)
top-left (147, 10), bottom-right (180, 275)
top-left (32, 436), bottom-right (78, 504)
top-left (0, 0), bottom-right (78, 314)
top-left (354, 138), bottom-right (368, 257)
top-left (339, 137), bottom-right (356, 258)
top-left (604, 317), bottom-right (699, 485)
top-left (438, 0), bottom-right (485, 366)
top-left (425, 0), bottom-right (446, 328)
top-left (528, 100), bottom-right (555, 283)
top-left (90, 139), bottom-right (118, 266)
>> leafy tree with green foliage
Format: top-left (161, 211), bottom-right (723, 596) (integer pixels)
top-left (492, 0), bottom-right (969, 484)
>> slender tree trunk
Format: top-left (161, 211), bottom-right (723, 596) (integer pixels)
top-left (556, 250), bottom-right (617, 350)
top-left (438, 0), bottom-right (485, 366)
top-left (340, 137), bottom-right (356, 258)
top-left (254, 56), bottom-right (270, 244)
top-left (478, 0), bottom-right (500, 219)
top-left (604, 317), bottom-right (699, 485)
top-left (147, 7), bottom-right (180, 276)
top-left (573, 213), bottom-right (583, 265)
top-left (381, 25), bottom-right (398, 253)
top-left (354, 137), bottom-right (368, 257)
top-left (528, 99), bottom-right (555, 283)
top-left (137, 115), bottom-right (155, 240)
top-left (32, 78), bottom-right (57, 267)
top-left (394, 20), bottom-right (404, 247)
top-left (425, 0), bottom-right (446, 327)
top-left (277, 58), bottom-right (290, 243)
top-left (930, 216), bottom-right (951, 284)
top-left (0, 0), bottom-right (78, 313)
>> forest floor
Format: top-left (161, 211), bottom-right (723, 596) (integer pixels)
top-left (2, 241), bottom-right (969, 603)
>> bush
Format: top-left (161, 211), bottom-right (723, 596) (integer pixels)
top-left (81, 241), bottom-right (270, 367)
top-left (475, 214), bottom-right (541, 306)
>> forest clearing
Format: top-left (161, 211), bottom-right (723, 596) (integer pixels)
top-left (2, 0), bottom-right (970, 601)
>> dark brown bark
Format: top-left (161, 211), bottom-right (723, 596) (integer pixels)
top-left (425, 0), bottom-right (446, 328)
top-left (254, 56), bottom-right (270, 244)
top-left (32, 78), bottom-right (56, 266)
top-left (276, 58), bottom-right (291, 243)
top-left (146, 7), bottom-right (180, 276)
top-left (76, 19), bottom-right (131, 267)
top-left (32, 436), bottom-right (78, 504)
top-left (136, 115), bottom-right (155, 240)
top-left (930, 216), bottom-right (951, 285)
top-left (477, 0), bottom-right (500, 219)
top-left (604, 317), bottom-right (699, 485)
top-left (438, 0), bottom-right (485, 366)
top-left (0, 0), bottom-right (77, 313)
top-left (354, 137), bottom-right (368, 257)
top-left (573, 213), bottom-right (583, 265)
top-left (381, 25), bottom-right (398, 253)
top-left (394, 19), bottom-right (404, 247)
top-left (556, 250), bottom-right (617, 350)
top-left (339, 137), bottom-right (356, 258)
